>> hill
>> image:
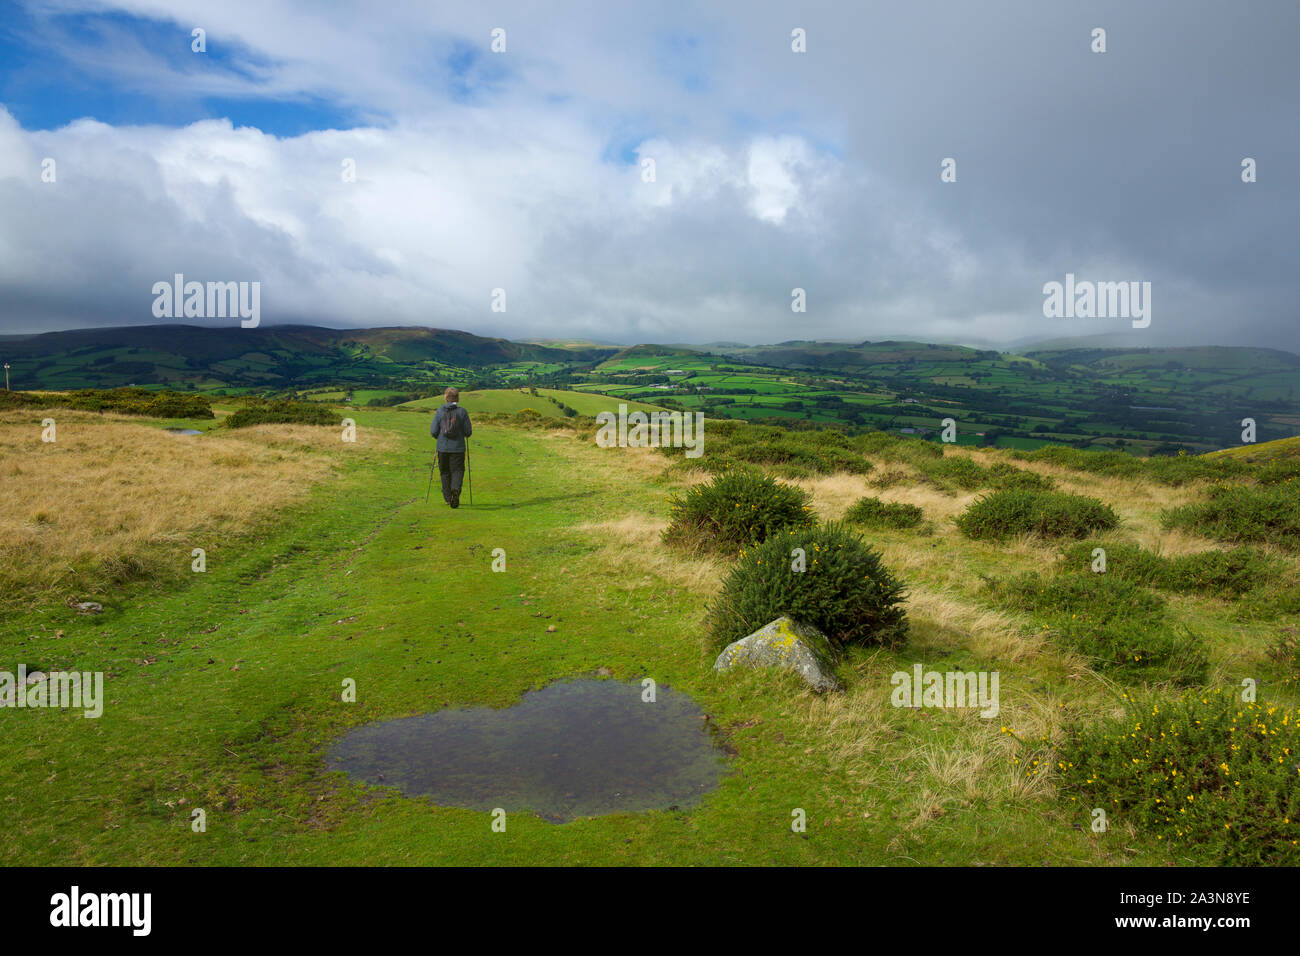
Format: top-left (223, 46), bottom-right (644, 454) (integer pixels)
top-left (0, 324), bottom-right (619, 392)
top-left (1205, 434), bottom-right (1300, 462)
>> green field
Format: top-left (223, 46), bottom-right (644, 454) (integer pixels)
top-left (399, 388), bottom-right (667, 418)
top-left (5, 325), bottom-right (1300, 453)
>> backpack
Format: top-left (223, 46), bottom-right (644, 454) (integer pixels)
top-left (440, 404), bottom-right (464, 440)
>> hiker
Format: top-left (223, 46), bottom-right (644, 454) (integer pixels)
top-left (431, 387), bottom-right (472, 508)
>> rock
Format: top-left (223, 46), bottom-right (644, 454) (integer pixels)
top-left (25, 671), bottom-right (47, 685)
top-left (72, 601), bottom-right (102, 614)
top-left (713, 617), bottom-right (843, 693)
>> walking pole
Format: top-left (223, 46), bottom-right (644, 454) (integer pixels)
top-left (425, 459), bottom-right (435, 503)
top-left (465, 439), bottom-right (472, 506)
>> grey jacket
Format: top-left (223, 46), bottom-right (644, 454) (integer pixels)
top-left (431, 402), bottom-right (472, 452)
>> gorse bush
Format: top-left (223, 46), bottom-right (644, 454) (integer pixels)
top-left (1057, 541), bottom-right (1279, 598)
top-left (987, 573), bottom-right (1207, 684)
top-left (844, 496), bottom-right (924, 530)
top-left (224, 401), bottom-right (338, 428)
top-left (1237, 581), bottom-right (1300, 623)
top-left (854, 431), bottom-right (944, 464)
top-left (1010, 445), bottom-right (1245, 486)
top-left (0, 387), bottom-right (214, 419)
top-left (986, 461), bottom-right (1056, 491)
top-left (1253, 458), bottom-right (1300, 487)
top-left (663, 470), bottom-right (815, 552)
top-left (956, 488), bottom-right (1119, 539)
top-left (694, 424), bottom-right (873, 478)
top-left (915, 455), bottom-right (986, 492)
top-left (884, 455), bottom-right (1057, 494)
top-left (1056, 689), bottom-right (1300, 864)
top-left (1162, 483), bottom-right (1300, 550)
top-left (708, 521), bottom-right (908, 653)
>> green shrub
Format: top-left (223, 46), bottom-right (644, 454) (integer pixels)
top-left (957, 488), bottom-right (1119, 540)
top-left (1162, 483), bottom-right (1300, 550)
top-left (0, 387), bottom-right (214, 419)
top-left (987, 461), bottom-right (1055, 491)
top-left (987, 573), bottom-right (1207, 683)
top-left (1264, 626), bottom-right (1300, 672)
top-left (708, 522), bottom-right (908, 653)
top-left (1058, 541), bottom-right (1278, 597)
top-left (855, 430), bottom-right (944, 463)
top-left (664, 471), bottom-right (815, 552)
top-left (1010, 445), bottom-right (1245, 486)
top-left (724, 428), bottom-right (871, 477)
top-left (659, 421), bottom-right (871, 477)
top-left (1056, 689), bottom-right (1300, 864)
top-left (916, 456), bottom-right (987, 492)
top-left (1254, 459), bottom-right (1300, 487)
top-left (224, 401), bottom-right (338, 428)
top-left (1236, 582), bottom-right (1300, 623)
top-left (844, 497), bottom-right (924, 530)
top-left (906, 456), bottom-right (1054, 494)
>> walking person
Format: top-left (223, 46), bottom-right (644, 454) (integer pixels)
top-left (431, 387), bottom-right (472, 508)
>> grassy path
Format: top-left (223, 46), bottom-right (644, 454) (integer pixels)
top-left (3, 409), bottom-right (1164, 865)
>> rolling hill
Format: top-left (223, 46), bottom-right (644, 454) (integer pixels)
top-left (0, 325), bottom-right (620, 392)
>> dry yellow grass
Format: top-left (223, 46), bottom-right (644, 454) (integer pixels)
top-left (790, 473), bottom-right (873, 518)
top-left (573, 512), bottom-right (726, 599)
top-left (906, 588), bottom-right (1043, 664)
top-left (0, 410), bottom-right (392, 607)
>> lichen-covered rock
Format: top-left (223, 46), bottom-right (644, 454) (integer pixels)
top-left (712, 617), bottom-right (843, 693)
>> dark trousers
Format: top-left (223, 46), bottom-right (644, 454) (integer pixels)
top-left (438, 451), bottom-right (465, 503)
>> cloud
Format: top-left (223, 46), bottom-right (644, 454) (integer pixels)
top-left (0, 0), bottom-right (1296, 350)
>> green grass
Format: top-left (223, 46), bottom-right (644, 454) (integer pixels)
top-left (5, 408), bottom-right (1299, 865)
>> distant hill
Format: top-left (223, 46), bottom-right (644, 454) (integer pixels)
top-left (702, 339), bottom-right (994, 371)
top-left (604, 344), bottom-right (703, 364)
top-left (0, 324), bottom-right (620, 391)
top-left (1025, 345), bottom-right (1300, 373)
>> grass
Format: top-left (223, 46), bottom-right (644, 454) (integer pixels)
top-left (0, 408), bottom-right (392, 612)
top-left (3, 405), bottom-right (1298, 865)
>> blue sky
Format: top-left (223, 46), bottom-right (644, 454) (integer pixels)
top-left (0, 5), bottom-right (355, 133)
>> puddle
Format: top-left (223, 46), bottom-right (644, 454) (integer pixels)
top-left (165, 428), bottom-right (203, 436)
top-left (328, 678), bottom-right (728, 823)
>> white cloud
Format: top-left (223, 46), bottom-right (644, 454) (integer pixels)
top-left (1, 0), bottom-right (1296, 349)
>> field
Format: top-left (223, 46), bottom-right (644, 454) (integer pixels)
top-left (398, 388), bottom-right (667, 418)
top-left (568, 344), bottom-right (1300, 453)
top-left (6, 327), bottom-right (1300, 453)
top-left (4, 398), bottom-right (1298, 865)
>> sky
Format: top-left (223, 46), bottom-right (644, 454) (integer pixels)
top-left (0, 0), bottom-right (1296, 350)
